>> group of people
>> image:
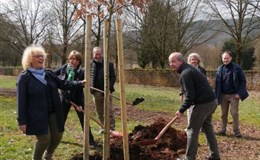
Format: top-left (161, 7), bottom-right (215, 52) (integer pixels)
top-left (16, 44), bottom-right (248, 160)
top-left (16, 45), bottom-right (115, 160)
top-left (169, 51), bottom-right (248, 160)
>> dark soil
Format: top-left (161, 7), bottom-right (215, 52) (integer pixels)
top-left (71, 117), bottom-right (187, 160)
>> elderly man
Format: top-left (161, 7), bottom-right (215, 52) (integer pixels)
top-left (90, 46), bottom-right (116, 132)
top-left (168, 52), bottom-right (220, 160)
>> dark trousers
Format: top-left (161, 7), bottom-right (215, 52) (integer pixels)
top-left (62, 100), bottom-right (95, 143)
top-left (32, 113), bottom-right (63, 160)
top-left (185, 99), bottom-right (220, 160)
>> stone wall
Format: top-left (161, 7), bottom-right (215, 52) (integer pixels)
top-left (0, 67), bottom-right (259, 90)
top-left (123, 69), bottom-right (259, 90)
top-left (0, 67), bottom-right (23, 76)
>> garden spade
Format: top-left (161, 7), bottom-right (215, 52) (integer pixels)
top-left (70, 101), bottom-right (123, 137)
top-left (138, 116), bottom-right (178, 146)
top-left (90, 86), bottom-right (144, 106)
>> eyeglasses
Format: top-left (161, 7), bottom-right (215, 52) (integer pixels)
top-left (33, 55), bottom-right (44, 58)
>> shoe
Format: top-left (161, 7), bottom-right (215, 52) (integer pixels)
top-left (235, 133), bottom-right (242, 138)
top-left (205, 156), bottom-right (220, 160)
top-left (89, 141), bottom-right (98, 149)
top-left (215, 131), bottom-right (226, 136)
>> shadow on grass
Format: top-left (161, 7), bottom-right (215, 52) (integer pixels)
top-left (61, 140), bottom-right (83, 147)
top-left (237, 135), bottom-right (260, 141)
top-left (216, 134), bottom-right (260, 141)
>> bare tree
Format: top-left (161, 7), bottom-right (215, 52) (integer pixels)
top-left (173, 0), bottom-right (217, 55)
top-left (45, 0), bottom-right (86, 64)
top-left (0, 0), bottom-right (51, 55)
top-left (73, 0), bottom-right (150, 63)
top-left (205, 0), bottom-right (260, 64)
top-left (125, 0), bottom-right (216, 69)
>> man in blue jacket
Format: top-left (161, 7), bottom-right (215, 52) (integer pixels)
top-left (215, 51), bottom-right (249, 138)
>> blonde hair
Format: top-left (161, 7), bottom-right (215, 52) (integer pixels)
top-left (67, 50), bottom-right (82, 64)
top-left (21, 44), bottom-right (46, 70)
top-left (187, 53), bottom-right (204, 67)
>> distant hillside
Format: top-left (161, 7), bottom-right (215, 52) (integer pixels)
top-left (198, 18), bottom-right (260, 46)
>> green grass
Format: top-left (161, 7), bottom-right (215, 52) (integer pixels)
top-left (113, 84), bottom-right (181, 112)
top-left (0, 76), bottom-right (260, 159)
top-left (0, 97), bottom-right (33, 160)
top-left (0, 75), bottom-right (17, 89)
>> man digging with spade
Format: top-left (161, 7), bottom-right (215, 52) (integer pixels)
top-left (168, 52), bottom-right (220, 160)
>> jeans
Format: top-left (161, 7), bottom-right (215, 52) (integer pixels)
top-left (62, 100), bottom-right (95, 143)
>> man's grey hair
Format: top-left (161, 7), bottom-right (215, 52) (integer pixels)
top-left (93, 46), bottom-right (102, 53)
top-left (175, 52), bottom-right (185, 62)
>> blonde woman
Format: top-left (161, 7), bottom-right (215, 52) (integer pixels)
top-left (16, 45), bottom-right (85, 160)
top-left (187, 53), bottom-right (206, 76)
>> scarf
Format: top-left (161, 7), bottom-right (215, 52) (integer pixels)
top-left (28, 67), bottom-right (47, 85)
top-left (66, 64), bottom-right (75, 81)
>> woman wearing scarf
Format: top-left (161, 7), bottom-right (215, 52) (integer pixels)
top-left (16, 45), bottom-right (85, 160)
top-left (54, 50), bottom-right (97, 148)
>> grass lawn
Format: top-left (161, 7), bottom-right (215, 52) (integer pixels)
top-left (0, 75), bottom-right (259, 159)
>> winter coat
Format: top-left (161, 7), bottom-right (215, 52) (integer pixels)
top-left (90, 60), bottom-right (116, 94)
top-left (54, 64), bottom-right (84, 106)
top-left (16, 69), bottom-right (83, 135)
top-left (215, 62), bottom-right (249, 104)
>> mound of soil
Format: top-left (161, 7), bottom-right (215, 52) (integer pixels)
top-left (71, 117), bottom-right (187, 160)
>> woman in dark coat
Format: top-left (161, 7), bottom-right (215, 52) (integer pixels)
top-left (17, 45), bottom-right (85, 160)
top-left (54, 50), bottom-right (97, 147)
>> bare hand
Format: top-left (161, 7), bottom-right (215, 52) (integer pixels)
top-left (82, 80), bottom-right (86, 86)
top-left (75, 105), bottom-right (84, 112)
top-left (175, 111), bottom-right (183, 119)
top-left (235, 94), bottom-right (240, 100)
top-left (19, 125), bottom-right (26, 133)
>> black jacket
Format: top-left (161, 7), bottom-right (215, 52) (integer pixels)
top-left (177, 62), bottom-right (216, 113)
top-left (90, 60), bottom-right (116, 93)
